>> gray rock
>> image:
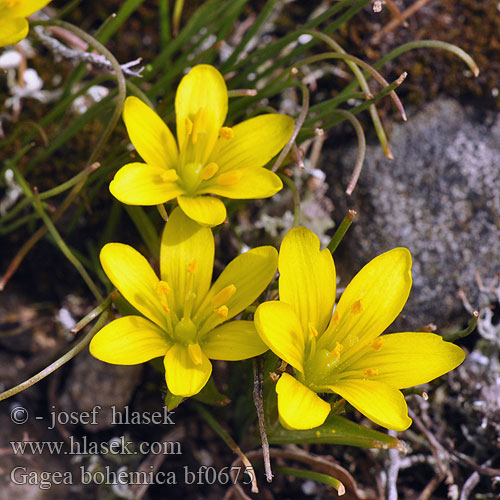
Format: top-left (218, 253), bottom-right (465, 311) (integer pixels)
top-left (329, 98), bottom-right (500, 330)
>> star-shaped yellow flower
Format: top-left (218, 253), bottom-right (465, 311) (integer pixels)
top-left (110, 64), bottom-right (294, 227)
top-left (255, 227), bottom-right (465, 431)
top-left (0, 0), bottom-right (52, 47)
top-left (90, 208), bottom-right (277, 398)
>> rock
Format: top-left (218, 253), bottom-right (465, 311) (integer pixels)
top-left (58, 351), bottom-right (143, 432)
top-left (329, 98), bottom-right (500, 330)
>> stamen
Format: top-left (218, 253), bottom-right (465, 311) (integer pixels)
top-left (188, 343), bottom-right (203, 365)
top-left (371, 337), bottom-right (383, 351)
top-left (212, 285), bottom-right (236, 309)
top-left (217, 171), bottom-right (242, 186)
top-left (191, 108), bottom-right (206, 145)
top-left (183, 291), bottom-right (197, 321)
top-left (331, 309), bottom-right (340, 326)
top-left (330, 341), bottom-right (343, 359)
top-left (161, 169), bottom-right (179, 182)
top-left (308, 323), bottom-right (319, 338)
top-left (187, 259), bottom-right (197, 275)
top-left (201, 162), bottom-right (219, 180)
top-left (185, 117), bottom-right (193, 136)
top-left (363, 368), bottom-right (379, 377)
top-left (350, 299), bottom-right (363, 315)
top-left (214, 305), bottom-right (228, 318)
top-left (219, 127), bottom-right (233, 139)
top-left (156, 281), bottom-right (171, 313)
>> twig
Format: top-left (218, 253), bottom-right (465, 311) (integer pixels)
top-left (417, 473), bottom-right (445, 500)
top-left (386, 430), bottom-right (401, 500)
top-left (33, 26), bottom-right (144, 77)
top-left (253, 358), bottom-right (273, 483)
top-left (459, 470), bottom-right (480, 500)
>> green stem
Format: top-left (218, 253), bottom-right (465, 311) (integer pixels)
top-left (0, 311), bottom-right (108, 402)
top-left (31, 188), bottom-right (103, 301)
top-left (275, 466), bottom-right (345, 495)
top-left (327, 210), bottom-right (357, 254)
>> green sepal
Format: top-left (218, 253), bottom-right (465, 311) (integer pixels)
top-left (165, 392), bottom-right (184, 411)
top-left (267, 413), bottom-right (405, 451)
top-left (192, 376), bottom-right (230, 407)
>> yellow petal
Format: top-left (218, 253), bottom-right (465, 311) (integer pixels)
top-left (276, 373), bottom-right (330, 430)
top-left (0, 17), bottom-right (28, 47)
top-left (100, 243), bottom-right (169, 331)
top-left (328, 379), bottom-right (412, 431)
top-left (175, 65), bottom-right (228, 164)
top-left (209, 114), bottom-right (294, 173)
top-left (348, 332), bottom-right (466, 389)
top-left (164, 343), bottom-right (212, 397)
top-left (89, 316), bottom-right (170, 364)
top-left (321, 247), bottom-right (412, 349)
top-left (123, 96), bottom-right (178, 170)
top-left (4, 0), bottom-right (51, 17)
top-left (200, 246), bottom-right (278, 322)
top-left (254, 302), bottom-right (305, 372)
top-left (199, 167), bottom-right (283, 199)
top-left (279, 226), bottom-right (336, 335)
top-left (202, 320), bottom-right (268, 360)
top-left (160, 207), bottom-right (214, 315)
top-left (110, 162), bottom-right (183, 205)
top-left (177, 194), bottom-right (226, 226)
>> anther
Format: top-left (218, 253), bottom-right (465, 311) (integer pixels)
top-left (188, 343), bottom-right (203, 365)
top-left (371, 337), bottom-right (383, 351)
top-left (350, 299), bottom-right (363, 315)
top-left (185, 117), bottom-right (193, 135)
top-left (219, 127), bottom-right (233, 139)
top-left (161, 169), bottom-right (179, 182)
top-left (201, 162), bottom-right (219, 180)
top-left (214, 305), bottom-right (228, 318)
top-left (363, 368), bottom-right (379, 377)
top-left (217, 171), bottom-right (242, 186)
top-left (156, 281), bottom-right (171, 313)
top-left (331, 310), bottom-right (340, 326)
top-left (187, 259), bottom-right (197, 274)
top-left (308, 323), bottom-right (319, 338)
top-left (330, 341), bottom-right (343, 359)
top-left (212, 285), bottom-right (236, 309)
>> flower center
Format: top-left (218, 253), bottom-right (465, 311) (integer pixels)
top-left (176, 110), bottom-right (234, 194)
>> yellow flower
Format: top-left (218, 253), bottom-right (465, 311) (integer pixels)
top-left (0, 0), bottom-right (52, 47)
top-left (110, 64), bottom-right (294, 227)
top-left (255, 227), bottom-right (465, 431)
top-left (90, 208), bottom-right (277, 397)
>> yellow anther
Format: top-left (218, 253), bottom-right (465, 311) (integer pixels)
top-left (214, 305), bottom-right (228, 318)
top-left (371, 337), bottom-right (383, 351)
top-left (315, 430), bottom-right (321, 438)
top-left (161, 169), bottom-right (179, 182)
top-left (187, 259), bottom-right (197, 274)
top-left (363, 368), bottom-right (379, 377)
top-left (330, 341), bottom-right (343, 359)
top-left (212, 284), bottom-right (236, 309)
top-left (308, 323), bottom-right (319, 338)
top-left (201, 162), bottom-right (219, 180)
top-left (350, 299), bottom-right (363, 315)
top-left (188, 343), bottom-right (203, 366)
top-left (331, 309), bottom-right (340, 326)
top-left (7, 0), bottom-right (21, 6)
top-left (219, 127), bottom-right (233, 139)
top-left (156, 281), bottom-right (171, 313)
top-left (185, 117), bottom-right (193, 135)
top-left (217, 171), bottom-right (242, 186)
